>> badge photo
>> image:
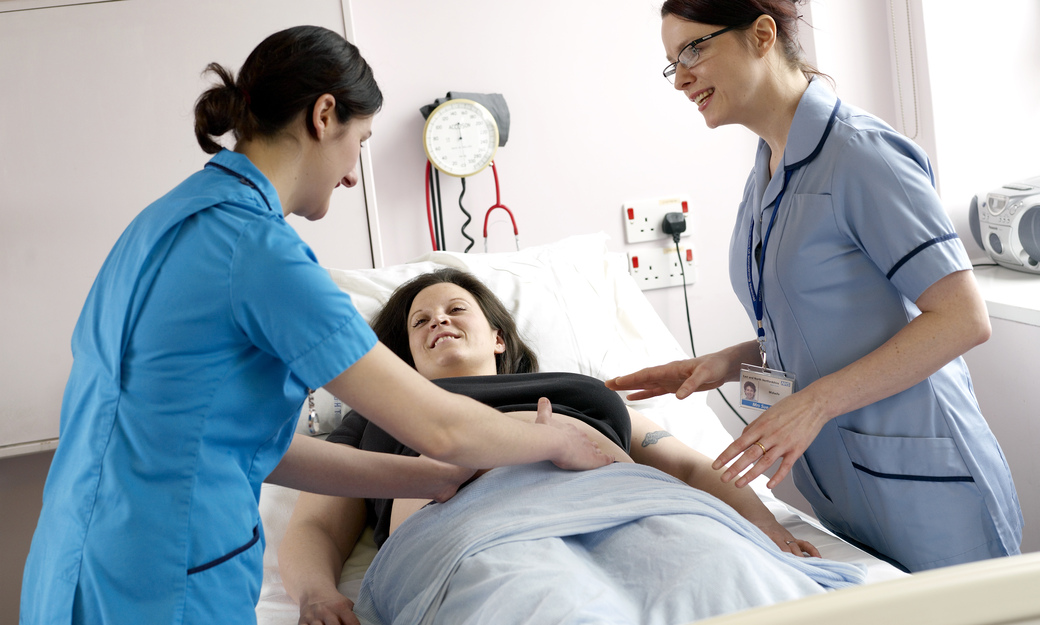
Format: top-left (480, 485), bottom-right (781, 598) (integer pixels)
top-left (739, 364), bottom-right (795, 413)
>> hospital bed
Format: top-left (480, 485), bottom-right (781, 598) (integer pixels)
top-left (254, 233), bottom-right (1040, 624)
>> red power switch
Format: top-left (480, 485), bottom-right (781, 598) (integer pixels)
top-left (681, 200), bottom-right (689, 213)
top-left (631, 256), bottom-right (639, 269)
top-left (686, 248), bottom-right (693, 262)
top-left (626, 207), bottom-right (634, 220)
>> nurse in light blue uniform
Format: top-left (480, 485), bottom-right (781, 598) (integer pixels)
top-left (21, 26), bottom-right (610, 625)
top-left (609, 1), bottom-right (1021, 572)
top-left (725, 80), bottom-right (1022, 572)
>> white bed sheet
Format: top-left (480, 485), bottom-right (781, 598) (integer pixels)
top-left (257, 233), bottom-right (908, 625)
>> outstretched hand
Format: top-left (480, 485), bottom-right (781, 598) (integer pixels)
top-left (535, 397), bottom-right (614, 470)
top-left (606, 354), bottom-right (734, 401)
top-left (712, 388), bottom-right (830, 489)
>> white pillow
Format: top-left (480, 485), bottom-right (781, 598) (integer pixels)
top-left (300, 232), bottom-right (733, 458)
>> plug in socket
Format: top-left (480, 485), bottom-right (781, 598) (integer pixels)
top-left (622, 196), bottom-right (691, 244)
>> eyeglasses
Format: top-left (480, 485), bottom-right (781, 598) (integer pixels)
top-left (662, 24), bottom-right (741, 84)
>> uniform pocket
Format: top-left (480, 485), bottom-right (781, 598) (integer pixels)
top-left (837, 427), bottom-right (996, 570)
top-left (184, 524), bottom-right (264, 623)
top-left (187, 524), bottom-right (260, 575)
top-left (839, 428), bottom-right (973, 481)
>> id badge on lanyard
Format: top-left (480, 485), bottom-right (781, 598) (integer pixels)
top-left (741, 167), bottom-right (798, 414)
top-left (741, 181), bottom-right (796, 413)
top-left (740, 99), bottom-right (840, 414)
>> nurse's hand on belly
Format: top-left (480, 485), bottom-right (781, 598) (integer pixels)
top-left (389, 407), bottom-right (630, 534)
top-left (503, 408), bottom-right (632, 464)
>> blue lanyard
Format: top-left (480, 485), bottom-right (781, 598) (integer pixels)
top-left (745, 99), bottom-right (841, 368)
top-left (745, 170), bottom-right (792, 366)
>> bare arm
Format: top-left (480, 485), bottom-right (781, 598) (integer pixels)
top-left (267, 435), bottom-right (473, 501)
top-left (280, 492), bottom-right (366, 625)
top-left (627, 408), bottom-right (818, 557)
top-left (322, 344), bottom-right (613, 470)
top-left (716, 269), bottom-right (991, 488)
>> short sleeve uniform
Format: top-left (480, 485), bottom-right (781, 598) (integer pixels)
top-left (327, 372), bottom-right (633, 547)
top-left (21, 150), bottom-right (377, 624)
top-left (728, 80), bottom-right (1022, 571)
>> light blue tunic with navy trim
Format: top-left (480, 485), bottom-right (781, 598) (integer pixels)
top-left (729, 80), bottom-right (1022, 572)
top-left (21, 150), bottom-right (377, 624)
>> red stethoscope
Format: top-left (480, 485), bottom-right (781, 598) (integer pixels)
top-left (425, 160), bottom-right (519, 252)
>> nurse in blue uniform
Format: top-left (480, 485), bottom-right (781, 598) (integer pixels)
top-left (608, 1), bottom-right (1022, 572)
top-left (20, 26), bottom-right (610, 625)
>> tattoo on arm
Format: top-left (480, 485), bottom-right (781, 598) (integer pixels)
top-left (641, 430), bottom-right (673, 447)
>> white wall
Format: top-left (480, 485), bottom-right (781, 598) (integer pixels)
top-left (921, 0), bottom-right (1040, 257)
top-left (808, 0), bottom-right (901, 132)
top-left (347, 2), bottom-right (762, 434)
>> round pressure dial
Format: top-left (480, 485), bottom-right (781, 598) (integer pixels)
top-left (422, 99), bottom-right (499, 177)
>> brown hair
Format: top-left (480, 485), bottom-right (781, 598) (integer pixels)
top-left (371, 268), bottom-right (539, 375)
top-left (194, 25), bottom-right (382, 154)
top-left (661, 0), bottom-right (828, 82)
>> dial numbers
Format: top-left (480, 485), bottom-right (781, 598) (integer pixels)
top-left (423, 99), bottom-right (499, 177)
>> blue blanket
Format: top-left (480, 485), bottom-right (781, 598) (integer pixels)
top-left (353, 462), bottom-right (865, 625)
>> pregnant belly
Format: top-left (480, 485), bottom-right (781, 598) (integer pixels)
top-left (389, 411), bottom-right (632, 533)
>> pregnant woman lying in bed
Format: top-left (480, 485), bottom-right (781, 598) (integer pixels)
top-left (279, 268), bottom-right (864, 625)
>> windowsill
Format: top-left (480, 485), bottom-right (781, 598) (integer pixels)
top-left (973, 265), bottom-right (1040, 327)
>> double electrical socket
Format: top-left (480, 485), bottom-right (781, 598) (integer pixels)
top-left (623, 195), bottom-right (696, 290)
top-left (627, 244), bottom-right (697, 291)
top-left (622, 195), bottom-right (691, 244)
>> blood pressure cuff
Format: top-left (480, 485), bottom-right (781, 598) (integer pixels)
top-left (420, 91), bottom-right (510, 146)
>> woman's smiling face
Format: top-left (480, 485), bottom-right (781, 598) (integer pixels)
top-left (406, 282), bottom-right (505, 380)
top-left (662, 14), bottom-right (757, 130)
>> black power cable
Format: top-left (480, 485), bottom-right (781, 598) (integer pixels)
top-left (459, 177), bottom-right (475, 252)
top-left (662, 212), bottom-right (748, 426)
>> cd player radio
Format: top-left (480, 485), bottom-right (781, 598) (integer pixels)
top-left (969, 175), bottom-right (1040, 274)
